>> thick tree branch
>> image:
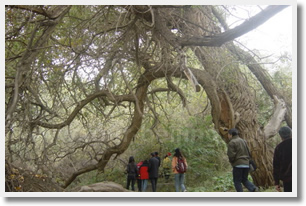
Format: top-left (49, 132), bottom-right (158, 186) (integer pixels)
top-left (63, 72), bottom-right (151, 189)
top-left (212, 5), bottom-right (292, 128)
top-left (180, 5), bottom-right (288, 47)
top-left (226, 43), bottom-right (292, 127)
top-left (166, 77), bottom-right (188, 107)
top-left (6, 5), bottom-right (292, 190)
top-left (263, 96), bottom-right (287, 139)
top-left (63, 63), bottom-right (198, 188)
top-left (32, 90), bottom-right (134, 129)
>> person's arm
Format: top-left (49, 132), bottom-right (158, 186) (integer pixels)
top-left (126, 164), bottom-right (129, 174)
top-left (148, 159), bottom-right (152, 172)
top-left (227, 142), bottom-right (236, 164)
top-left (184, 157), bottom-right (188, 170)
top-left (171, 157), bottom-right (177, 173)
top-left (135, 163), bottom-right (139, 175)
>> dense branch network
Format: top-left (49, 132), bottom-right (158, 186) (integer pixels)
top-left (5, 5), bottom-right (291, 189)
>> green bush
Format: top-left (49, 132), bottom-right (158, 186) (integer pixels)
top-left (212, 172), bottom-right (234, 192)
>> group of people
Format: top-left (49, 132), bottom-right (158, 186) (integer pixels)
top-left (126, 149), bottom-right (188, 192)
top-left (226, 126), bottom-right (292, 192)
top-left (126, 126), bottom-right (292, 193)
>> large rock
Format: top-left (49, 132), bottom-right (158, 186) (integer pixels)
top-left (77, 181), bottom-right (131, 192)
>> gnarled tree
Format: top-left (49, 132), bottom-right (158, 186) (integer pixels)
top-left (5, 5), bottom-right (291, 189)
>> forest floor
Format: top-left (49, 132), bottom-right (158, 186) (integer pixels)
top-left (6, 163), bottom-right (277, 192)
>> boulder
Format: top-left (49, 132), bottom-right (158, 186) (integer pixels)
top-left (77, 181), bottom-right (131, 192)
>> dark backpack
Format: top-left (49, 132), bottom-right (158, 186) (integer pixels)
top-left (176, 157), bottom-right (187, 173)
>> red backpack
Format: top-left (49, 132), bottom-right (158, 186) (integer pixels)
top-left (176, 157), bottom-right (187, 173)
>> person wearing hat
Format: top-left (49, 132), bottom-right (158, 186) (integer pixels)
top-left (227, 128), bottom-right (258, 192)
top-left (273, 126), bottom-right (292, 192)
top-left (162, 152), bottom-right (172, 182)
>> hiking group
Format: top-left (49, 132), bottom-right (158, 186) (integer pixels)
top-left (126, 148), bottom-right (187, 192)
top-left (125, 126), bottom-right (292, 192)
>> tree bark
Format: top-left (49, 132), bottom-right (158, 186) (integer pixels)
top-left (176, 6), bottom-right (290, 186)
top-left (226, 43), bottom-right (292, 128)
top-left (6, 5), bottom-right (291, 189)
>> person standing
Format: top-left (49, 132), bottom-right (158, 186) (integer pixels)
top-left (273, 126), bottom-right (292, 192)
top-left (126, 156), bottom-right (138, 191)
top-left (172, 148), bottom-right (187, 192)
top-left (162, 153), bottom-right (171, 182)
top-left (148, 153), bottom-right (159, 192)
top-left (139, 159), bottom-right (149, 192)
top-left (154, 151), bottom-right (161, 167)
top-left (136, 160), bottom-right (143, 192)
top-left (226, 128), bottom-right (258, 192)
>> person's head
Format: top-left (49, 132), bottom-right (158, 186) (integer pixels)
top-left (128, 156), bottom-right (135, 163)
top-left (278, 126), bottom-right (292, 140)
top-left (228, 128), bottom-right (239, 139)
top-left (150, 152), bottom-right (155, 157)
top-left (154, 151), bottom-right (159, 156)
top-left (174, 148), bottom-right (182, 157)
top-left (164, 152), bottom-right (170, 158)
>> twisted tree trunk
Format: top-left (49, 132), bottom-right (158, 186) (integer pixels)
top-left (6, 5), bottom-right (291, 189)
top-left (179, 7), bottom-right (289, 187)
top-left (194, 46), bottom-right (284, 186)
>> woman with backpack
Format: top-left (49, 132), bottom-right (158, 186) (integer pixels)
top-left (126, 156), bottom-right (138, 191)
top-left (172, 148), bottom-right (188, 192)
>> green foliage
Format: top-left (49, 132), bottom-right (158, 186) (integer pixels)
top-left (212, 172), bottom-right (234, 192)
top-left (273, 66), bottom-right (292, 101)
top-left (5, 5), bottom-right (292, 192)
top-left (121, 107), bottom-right (230, 190)
top-left (189, 171), bottom-right (257, 192)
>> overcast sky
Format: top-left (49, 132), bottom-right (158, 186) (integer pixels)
top-left (234, 6), bottom-right (292, 56)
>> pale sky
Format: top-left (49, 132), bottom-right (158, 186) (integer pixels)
top-left (235, 6), bottom-right (292, 56)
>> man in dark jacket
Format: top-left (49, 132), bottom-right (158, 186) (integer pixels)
top-left (227, 128), bottom-right (258, 192)
top-left (273, 126), bottom-right (292, 192)
top-left (154, 151), bottom-right (161, 167)
top-left (149, 153), bottom-right (159, 192)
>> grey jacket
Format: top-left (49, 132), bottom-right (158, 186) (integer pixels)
top-left (227, 135), bottom-right (250, 167)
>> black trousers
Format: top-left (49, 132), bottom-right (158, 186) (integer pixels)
top-left (150, 178), bottom-right (158, 192)
top-left (126, 177), bottom-right (136, 191)
top-left (232, 167), bottom-right (256, 192)
top-left (137, 179), bottom-right (142, 191)
top-left (284, 181), bottom-right (292, 192)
